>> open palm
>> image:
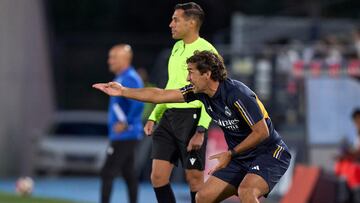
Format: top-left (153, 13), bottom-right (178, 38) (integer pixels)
top-left (92, 82), bottom-right (124, 96)
top-left (208, 151), bottom-right (231, 175)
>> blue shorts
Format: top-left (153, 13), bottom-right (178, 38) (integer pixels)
top-left (213, 141), bottom-right (291, 197)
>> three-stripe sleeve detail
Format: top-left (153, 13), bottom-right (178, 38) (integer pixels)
top-left (273, 145), bottom-right (284, 159)
top-left (234, 100), bottom-right (255, 126)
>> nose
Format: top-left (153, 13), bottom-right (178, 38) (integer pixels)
top-left (186, 74), bottom-right (191, 82)
top-left (169, 20), bottom-right (174, 28)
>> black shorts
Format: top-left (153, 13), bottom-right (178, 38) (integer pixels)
top-left (151, 108), bottom-right (207, 170)
top-left (213, 140), bottom-right (291, 197)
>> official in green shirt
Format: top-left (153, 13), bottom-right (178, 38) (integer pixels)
top-left (143, 2), bottom-right (218, 203)
top-left (148, 38), bottom-right (217, 126)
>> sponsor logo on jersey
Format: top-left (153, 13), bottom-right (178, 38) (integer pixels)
top-left (213, 119), bottom-right (240, 131)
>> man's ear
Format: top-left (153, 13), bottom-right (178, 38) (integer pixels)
top-left (206, 71), bottom-right (211, 79)
top-left (190, 19), bottom-right (197, 29)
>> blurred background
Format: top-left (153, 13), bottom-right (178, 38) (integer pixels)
top-left (1, 0), bottom-right (360, 202)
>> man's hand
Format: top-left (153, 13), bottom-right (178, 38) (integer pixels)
top-left (186, 132), bottom-right (204, 152)
top-left (113, 122), bottom-right (127, 133)
top-left (144, 120), bottom-right (155, 136)
top-left (208, 151), bottom-right (232, 175)
top-left (92, 82), bottom-right (124, 96)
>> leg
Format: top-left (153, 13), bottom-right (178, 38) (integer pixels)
top-left (183, 136), bottom-right (207, 198)
top-left (121, 141), bottom-right (139, 203)
top-left (183, 147), bottom-right (207, 203)
top-left (238, 173), bottom-right (269, 203)
top-left (185, 169), bottom-right (204, 203)
top-left (151, 159), bottom-right (176, 203)
top-left (196, 175), bottom-right (237, 203)
top-left (185, 169), bottom-right (204, 191)
top-left (100, 165), bottom-right (115, 203)
top-left (150, 112), bottom-right (179, 203)
top-left (238, 141), bottom-right (291, 202)
top-left (172, 109), bottom-right (206, 203)
top-left (100, 144), bottom-right (120, 203)
top-left (122, 164), bottom-right (138, 203)
top-left (150, 111), bottom-right (176, 187)
top-left (151, 159), bottom-right (174, 187)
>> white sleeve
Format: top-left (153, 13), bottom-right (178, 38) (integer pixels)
top-left (112, 103), bottom-right (127, 124)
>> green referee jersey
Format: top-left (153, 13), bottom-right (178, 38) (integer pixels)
top-left (148, 37), bottom-right (218, 128)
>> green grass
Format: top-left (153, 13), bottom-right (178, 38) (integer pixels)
top-left (0, 192), bottom-right (78, 203)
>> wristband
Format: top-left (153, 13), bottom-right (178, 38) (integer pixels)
top-left (196, 126), bottom-right (206, 133)
top-left (230, 149), bottom-right (238, 158)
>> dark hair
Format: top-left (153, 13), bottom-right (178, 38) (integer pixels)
top-left (186, 50), bottom-right (227, 82)
top-left (352, 108), bottom-right (360, 119)
top-left (174, 2), bottom-right (204, 28)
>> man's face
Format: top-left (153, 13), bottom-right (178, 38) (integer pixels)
top-left (107, 48), bottom-right (130, 74)
top-left (187, 63), bottom-right (209, 93)
top-left (169, 9), bottom-right (191, 39)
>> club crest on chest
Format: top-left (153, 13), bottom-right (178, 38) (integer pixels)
top-left (225, 106), bottom-right (232, 117)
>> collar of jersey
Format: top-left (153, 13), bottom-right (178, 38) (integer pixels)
top-left (116, 66), bottom-right (133, 78)
top-left (211, 80), bottom-right (223, 99)
top-left (182, 37), bottom-right (202, 48)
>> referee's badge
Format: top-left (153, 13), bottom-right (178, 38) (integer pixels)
top-left (225, 106), bottom-right (232, 117)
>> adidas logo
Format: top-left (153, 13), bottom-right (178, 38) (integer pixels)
top-left (190, 158), bottom-right (196, 165)
top-left (251, 165), bottom-right (260, 170)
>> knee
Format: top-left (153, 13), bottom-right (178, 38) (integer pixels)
top-left (185, 171), bottom-right (204, 191)
top-left (238, 186), bottom-right (258, 201)
top-left (195, 189), bottom-right (211, 203)
top-left (150, 170), bottom-right (168, 186)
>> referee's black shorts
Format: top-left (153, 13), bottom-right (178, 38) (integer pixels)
top-left (151, 108), bottom-right (207, 170)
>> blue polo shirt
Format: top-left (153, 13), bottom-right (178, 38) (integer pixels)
top-left (108, 67), bottom-right (144, 141)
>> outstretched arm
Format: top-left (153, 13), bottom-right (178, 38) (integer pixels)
top-left (93, 82), bottom-right (184, 104)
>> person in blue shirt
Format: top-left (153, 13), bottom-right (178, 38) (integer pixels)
top-left (93, 50), bottom-right (290, 203)
top-left (100, 44), bottom-right (144, 203)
